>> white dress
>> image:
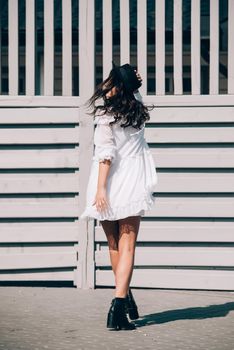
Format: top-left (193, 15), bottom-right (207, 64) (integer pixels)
top-left (80, 91), bottom-right (158, 221)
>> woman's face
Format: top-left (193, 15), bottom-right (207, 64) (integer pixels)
top-left (103, 83), bottom-right (118, 99)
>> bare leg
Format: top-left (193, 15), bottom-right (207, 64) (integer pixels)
top-left (99, 220), bottom-right (119, 275)
top-left (115, 215), bottom-right (141, 298)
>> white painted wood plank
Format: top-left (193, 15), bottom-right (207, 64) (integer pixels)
top-left (0, 222), bottom-right (79, 243)
top-left (152, 148), bottom-right (234, 168)
top-left (0, 106), bottom-right (233, 124)
top-left (0, 173), bottom-right (79, 193)
top-left (155, 0), bottom-right (165, 94)
top-left (209, 0), bottom-right (219, 94)
top-left (0, 13), bottom-right (1, 94)
top-left (153, 172), bottom-right (234, 193)
top-left (62, 0), bottom-right (72, 95)
top-left (79, 0), bottom-right (95, 114)
top-left (145, 127), bottom-right (234, 143)
top-left (96, 269), bottom-right (234, 290)
top-left (0, 127), bottom-right (79, 144)
top-left (8, 0), bottom-right (18, 95)
top-left (95, 221), bottom-right (234, 242)
top-left (103, 0), bottom-right (112, 79)
top-left (44, 0), bottom-right (54, 95)
top-left (148, 197), bottom-right (234, 218)
top-left (137, 0), bottom-right (147, 95)
top-left (0, 196), bottom-right (78, 218)
top-left (141, 94), bottom-right (234, 106)
top-left (0, 107), bottom-right (79, 123)
top-left (26, 0), bottom-right (35, 95)
top-left (173, 0), bottom-right (183, 94)
top-left (0, 246), bottom-right (75, 254)
top-left (191, 0), bottom-right (200, 94)
top-left (0, 270), bottom-right (75, 281)
top-left (0, 252), bottom-right (77, 269)
top-left (149, 106), bottom-right (234, 122)
top-left (79, 0), bottom-right (95, 289)
top-left (2, 147), bottom-right (232, 170)
top-left (120, 0), bottom-right (130, 64)
top-left (0, 95), bottom-right (234, 107)
top-left (228, 0), bottom-right (234, 93)
top-left (96, 247), bottom-right (234, 267)
top-left (2, 172), bottom-right (233, 195)
top-left (0, 96), bottom-right (82, 107)
top-left (0, 148), bottom-right (79, 168)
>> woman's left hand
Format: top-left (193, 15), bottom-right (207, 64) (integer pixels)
top-left (134, 70), bottom-right (142, 93)
top-left (134, 70), bottom-right (143, 83)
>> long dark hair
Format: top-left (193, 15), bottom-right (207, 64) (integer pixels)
top-left (84, 67), bottom-right (155, 130)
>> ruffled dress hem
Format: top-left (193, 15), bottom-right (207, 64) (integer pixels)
top-left (80, 190), bottom-right (156, 221)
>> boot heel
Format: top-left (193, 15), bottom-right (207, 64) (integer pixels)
top-left (125, 288), bottom-right (139, 320)
top-left (107, 311), bottom-right (122, 330)
top-left (128, 307), bottom-right (139, 320)
top-left (107, 299), bottom-right (116, 328)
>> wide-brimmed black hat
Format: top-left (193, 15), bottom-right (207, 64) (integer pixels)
top-left (112, 61), bottom-right (142, 92)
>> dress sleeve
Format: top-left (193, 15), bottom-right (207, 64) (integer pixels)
top-left (93, 115), bottom-right (117, 164)
top-left (133, 90), bottom-right (143, 102)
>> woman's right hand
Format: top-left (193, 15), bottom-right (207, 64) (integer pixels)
top-left (92, 187), bottom-right (109, 213)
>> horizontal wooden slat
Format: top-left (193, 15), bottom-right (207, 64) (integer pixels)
top-left (0, 107), bottom-right (80, 122)
top-left (95, 221), bottom-right (234, 242)
top-left (95, 247), bottom-right (234, 267)
top-left (0, 127), bottom-right (79, 144)
top-left (148, 197), bottom-right (234, 218)
top-left (152, 148), bottom-right (234, 168)
top-left (0, 107), bottom-right (232, 124)
top-left (96, 269), bottom-right (234, 290)
top-left (0, 148), bottom-right (79, 168)
top-left (155, 172), bottom-right (234, 192)
top-left (0, 246), bottom-right (75, 254)
top-left (0, 95), bottom-right (233, 107)
top-left (149, 106), bottom-right (234, 123)
top-left (0, 252), bottom-right (77, 269)
top-left (145, 127), bottom-right (234, 143)
top-left (0, 222), bottom-right (79, 243)
top-left (0, 196), bottom-right (78, 218)
top-left (0, 95), bottom-right (80, 106)
top-left (143, 94), bottom-right (234, 106)
top-left (0, 269), bottom-right (75, 281)
top-left (0, 173), bottom-right (79, 193)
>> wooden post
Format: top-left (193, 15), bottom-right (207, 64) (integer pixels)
top-left (44, 0), bottom-right (54, 95)
top-left (8, 0), bottom-right (19, 95)
top-left (62, 0), bottom-right (72, 96)
top-left (78, 0), bottom-right (95, 289)
top-left (26, 0), bottom-right (35, 95)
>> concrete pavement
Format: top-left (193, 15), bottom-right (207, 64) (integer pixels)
top-left (0, 285), bottom-right (234, 350)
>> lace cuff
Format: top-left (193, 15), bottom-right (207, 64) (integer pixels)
top-left (133, 91), bottom-right (143, 102)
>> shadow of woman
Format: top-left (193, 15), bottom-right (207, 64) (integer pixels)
top-left (134, 302), bottom-right (234, 327)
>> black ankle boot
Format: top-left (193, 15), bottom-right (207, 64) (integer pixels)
top-left (124, 288), bottom-right (139, 320)
top-left (107, 297), bottom-right (136, 330)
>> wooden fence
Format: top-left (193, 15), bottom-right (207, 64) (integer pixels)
top-left (0, 0), bottom-right (234, 290)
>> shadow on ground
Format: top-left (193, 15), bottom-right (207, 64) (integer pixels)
top-left (134, 302), bottom-right (234, 327)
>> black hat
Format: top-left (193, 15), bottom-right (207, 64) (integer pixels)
top-left (112, 61), bottom-right (142, 92)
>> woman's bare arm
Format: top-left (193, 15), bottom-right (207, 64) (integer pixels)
top-left (93, 159), bottom-right (112, 212)
top-left (97, 159), bottom-right (111, 189)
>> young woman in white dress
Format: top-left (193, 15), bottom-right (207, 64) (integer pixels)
top-left (80, 62), bottom-right (158, 330)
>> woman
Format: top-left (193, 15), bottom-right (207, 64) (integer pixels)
top-left (80, 61), bottom-right (158, 330)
